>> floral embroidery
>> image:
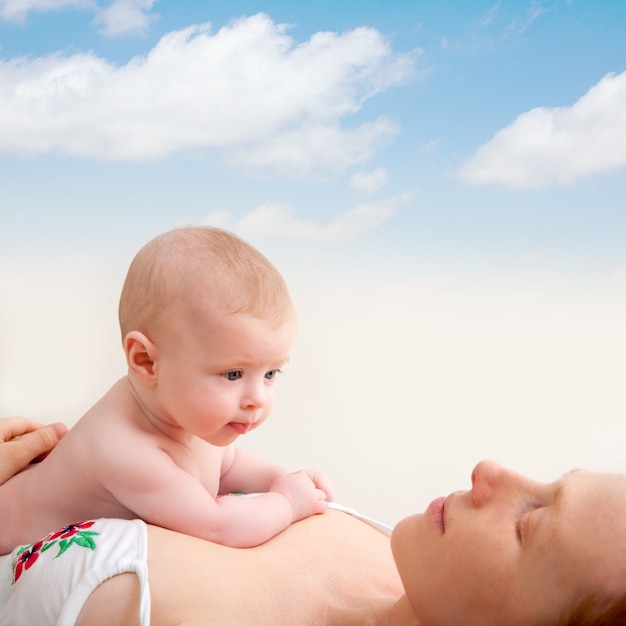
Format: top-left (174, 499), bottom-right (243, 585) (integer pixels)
top-left (12, 540), bottom-right (43, 583)
top-left (12, 520), bottom-right (100, 584)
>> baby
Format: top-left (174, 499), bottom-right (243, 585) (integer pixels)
top-left (0, 226), bottom-right (333, 554)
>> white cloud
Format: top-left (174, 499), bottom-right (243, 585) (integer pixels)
top-left (228, 118), bottom-right (398, 179)
top-left (0, 14), bottom-right (415, 177)
top-left (458, 71), bottom-right (626, 188)
top-left (204, 192), bottom-right (411, 242)
top-left (349, 167), bottom-right (389, 194)
top-left (0, 0), bottom-right (156, 33)
top-left (0, 0), bottom-right (92, 22)
top-left (93, 0), bottom-right (157, 37)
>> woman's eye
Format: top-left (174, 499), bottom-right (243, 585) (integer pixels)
top-left (516, 513), bottom-right (529, 543)
top-left (224, 371), bottom-right (242, 381)
top-left (516, 504), bottom-right (542, 544)
top-left (265, 369), bottom-right (280, 380)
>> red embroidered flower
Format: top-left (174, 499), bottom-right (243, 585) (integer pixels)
top-left (13, 540), bottom-right (43, 583)
top-left (12, 520), bottom-right (100, 585)
top-left (44, 520), bottom-right (95, 542)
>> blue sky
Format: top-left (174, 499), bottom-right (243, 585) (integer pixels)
top-left (1, 1), bottom-right (625, 519)
top-left (1, 0), bottom-right (625, 276)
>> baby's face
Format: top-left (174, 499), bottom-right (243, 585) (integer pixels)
top-left (151, 309), bottom-right (296, 445)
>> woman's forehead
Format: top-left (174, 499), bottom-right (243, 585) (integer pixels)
top-left (520, 470), bottom-right (626, 622)
top-left (556, 470), bottom-right (626, 586)
top-left (558, 469), bottom-right (626, 524)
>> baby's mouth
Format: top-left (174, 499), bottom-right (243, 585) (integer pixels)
top-left (228, 422), bottom-right (251, 435)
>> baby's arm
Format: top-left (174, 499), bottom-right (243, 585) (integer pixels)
top-left (219, 446), bottom-right (334, 500)
top-left (214, 470), bottom-right (330, 546)
top-left (219, 446), bottom-right (335, 531)
top-left (218, 447), bottom-right (288, 494)
top-left (108, 446), bottom-right (332, 548)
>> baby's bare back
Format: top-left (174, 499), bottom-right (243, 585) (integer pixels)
top-left (0, 380), bottom-right (147, 554)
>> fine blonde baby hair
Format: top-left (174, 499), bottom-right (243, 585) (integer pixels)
top-left (118, 226), bottom-right (294, 341)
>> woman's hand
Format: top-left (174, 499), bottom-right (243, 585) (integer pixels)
top-left (0, 417), bottom-right (67, 484)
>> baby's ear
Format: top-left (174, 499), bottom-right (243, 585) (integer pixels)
top-left (124, 331), bottom-right (158, 385)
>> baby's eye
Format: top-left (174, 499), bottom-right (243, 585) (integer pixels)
top-left (264, 369), bottom-right (280, 380)
top-left (223, 370), bottom-right (242, 381)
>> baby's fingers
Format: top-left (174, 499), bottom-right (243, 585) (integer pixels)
top-left (308, 469), bottom-right (335, 501)
top-left (315, 488), bottom-right (329, 501)
top-left (313, 489), bottom-right (329, 513)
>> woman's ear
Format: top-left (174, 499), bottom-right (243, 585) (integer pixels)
top-left (124, 331), bottom-right (158, 385)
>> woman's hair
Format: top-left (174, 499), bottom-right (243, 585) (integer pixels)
top-left (560, 590), bottom-right (626, 626)
top-left (118, 226), bottom-right (294, 340)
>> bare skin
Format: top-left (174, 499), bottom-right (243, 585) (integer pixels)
top-left (77, 511), bottom-right (406, 626)
top-left (1, 227), bottom-right (334, 554)
top-left (0, 314), bottom-right (332, 554)
top-left (0, 417), bottom-right (67, 484)
top-left (4, 422), bottom-right (626, 625)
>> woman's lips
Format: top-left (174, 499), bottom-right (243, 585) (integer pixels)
top-left (427, 496), bottom-right (446, 534)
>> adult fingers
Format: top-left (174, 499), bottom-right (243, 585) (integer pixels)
top-left (0, 422), bottom-right (68, 485)
top-left (21, 422), bottom-right (68, 461)
top-left (0, 416), bottom-right (46, 443)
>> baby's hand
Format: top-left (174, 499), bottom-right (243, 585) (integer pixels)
top-left (270, 469), bottom-right (334, 522)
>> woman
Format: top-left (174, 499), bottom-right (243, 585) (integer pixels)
top-left (392, 459), bottom-right (626, 625)
top-left (2, 417), bottom-right (626, 625)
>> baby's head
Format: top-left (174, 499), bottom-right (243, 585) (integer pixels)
top-left (119, 226), bottom-right (295, 343)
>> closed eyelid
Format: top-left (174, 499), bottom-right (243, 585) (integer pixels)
top-left (517, 512), bottom-right (529, 542)
top-left (519, 478), bottom-right (571, 545)
top-left (528, 475), bottom-right (573, 539)
top-left (516, 500), bottom-right (542, 543)
top-left (546, 482), bottom-right (567, 543)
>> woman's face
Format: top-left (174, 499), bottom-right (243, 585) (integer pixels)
top-left (391, 460), bottom-right (626, 626)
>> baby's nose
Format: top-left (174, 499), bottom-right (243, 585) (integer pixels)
top-left (242, 381), bottom-right (267, 409)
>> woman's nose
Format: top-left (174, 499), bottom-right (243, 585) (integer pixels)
top-left (470, 460), bottom-right (515, 507)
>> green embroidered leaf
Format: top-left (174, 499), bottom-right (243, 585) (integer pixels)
top-left (73, 533), bottom-right (97, 550)
top-left (41, 541), bottom-right (57, 553)
top-left (56, 539), bottom-right (71, 557)
top-left (81, 531), bottom-right (100, 539)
